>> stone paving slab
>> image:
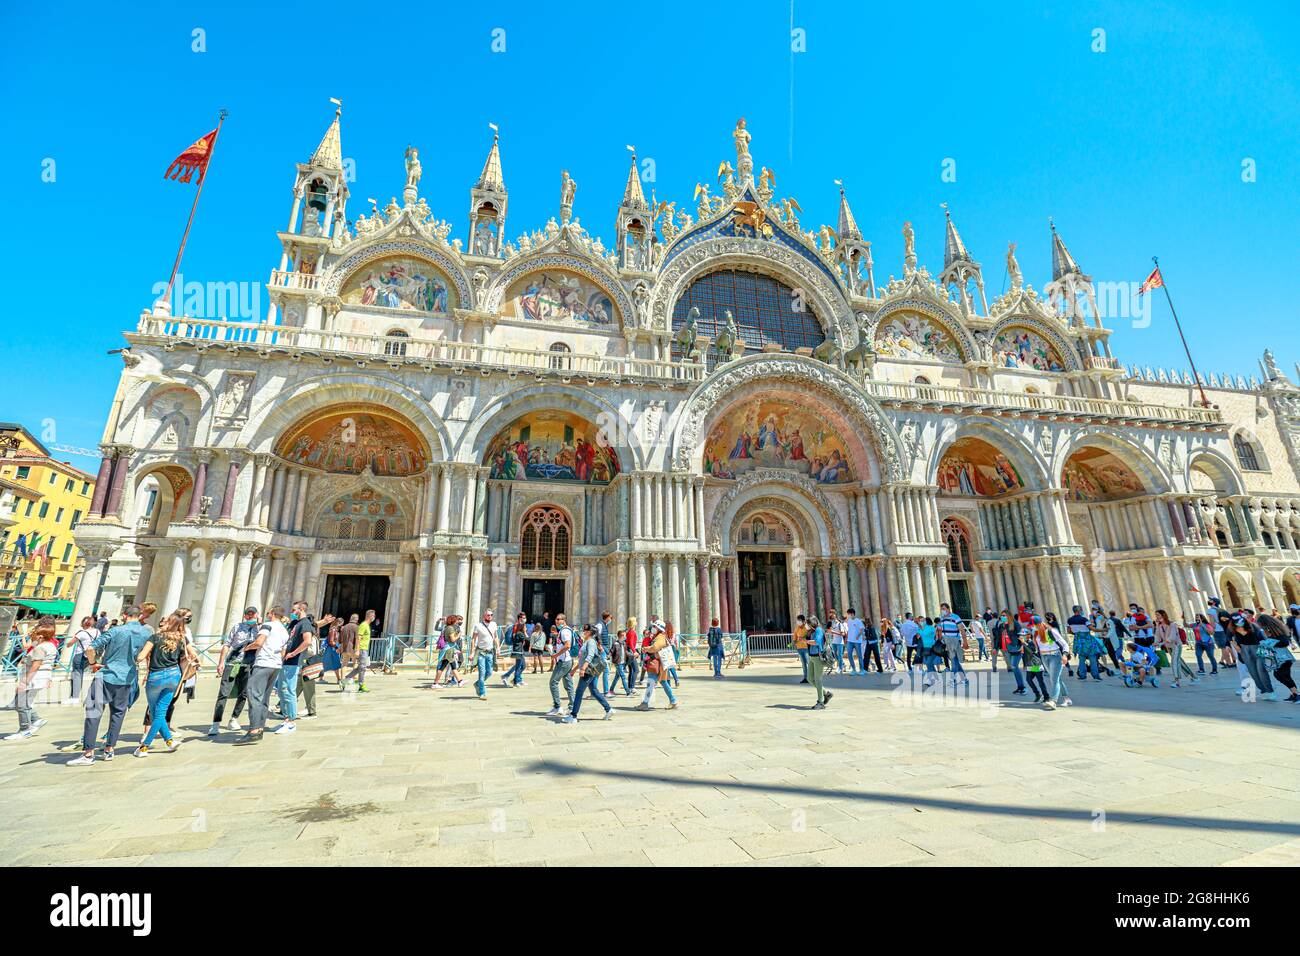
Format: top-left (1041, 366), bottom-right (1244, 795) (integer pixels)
top-left (0, 660), bottom-right (1296, 866)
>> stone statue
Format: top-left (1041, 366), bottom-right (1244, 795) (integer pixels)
top-left (902, 220), bottom-right (916, 271)
top-left (1007, 241), bottom-right (1023, 290)
top-left (733, 117), bottom-right (752, 182)
top-left (674, 306), bottom-right (699, 360)
top-left (813, 329), bottom-right (841, 367)
top-left (560, 170), bottom-right (577, 223)
top-left (842, 315), bottom-right (876, 374)
top-left (404, 145), bottom-right (422, 190)
top-left (1263, 348), bottom-right (1281, 381)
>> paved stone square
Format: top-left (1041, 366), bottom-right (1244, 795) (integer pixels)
top-left (1, 659), bottom-right (1297, 867)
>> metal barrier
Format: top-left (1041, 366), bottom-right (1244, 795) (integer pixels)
top-left (744, 632), bottom-right (797, 658)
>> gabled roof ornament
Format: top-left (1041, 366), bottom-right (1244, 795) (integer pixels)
top-left (310, 99), bottom-right (343, 170)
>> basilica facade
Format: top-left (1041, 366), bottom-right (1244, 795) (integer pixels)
top-left (71, 112), bottom-right (1300, 639)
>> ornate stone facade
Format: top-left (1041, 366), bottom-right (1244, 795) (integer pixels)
top-left (70, 114), bottom-right (1300, 638)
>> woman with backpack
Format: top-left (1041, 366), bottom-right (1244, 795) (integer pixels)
top-left (563, 624), bottom-right (614, 723)
top-left (804, 615), bottom-right (832, 709)
top-left (433, 615), bottom-right (464, 688)
top-left (706, 617), bottom-right (725, 678)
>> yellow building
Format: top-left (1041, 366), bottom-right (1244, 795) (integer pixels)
top-left (0, 423), bottom-right (96, 616)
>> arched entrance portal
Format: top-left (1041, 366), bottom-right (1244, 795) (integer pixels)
top-left (519, 505), bottom-right (572, 621)
top-left (735, 510), bottom-right (797, 633)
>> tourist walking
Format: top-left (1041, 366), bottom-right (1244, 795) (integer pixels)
top-left (236, 606), bottom-right (290, 746)
top-left (65, 608), bottom-right (151, 764)
top-left (826, 610), bottom-right (846, 674)
top-left (528, 616), bottom-right (546, 674)
top-left (622, 619), bottom-right (640, 693)
top-left (596, 612), bottom-right (614, 695)
top-left (793, 614), bottom-right (811, 683)
top-left (503, 612), bottom-right (529, 687)
top-left (471, 609), bottom-right (500, 700)
top-left (1229, 612), bottom-right (1276, 700)
top-left (804, 615), bottom-right (832, 709)
top-left (844, 608), bottom-right (865, 674)
top-left (1031, 614), bottom-right (1072, 710)
top-left (275, 602), bottom-right (314, 734)
top-left (433, 615), bottom-right (464, 687)
top-left (900, 613), bottom-right (921, 670)
top-left (546, 613), bottom-right (576, 715)
top-left (879, 617), bottom-right (898, 671)
top-left (706, 617), bottom-right (725, 677)
top-left (938, 604), bottom-right (968, 684)
top-left (1192, 613), bottom-right (1218, 674)
top-left (609, 632), bottom-right (630, 693)
top-left (210, 607), bottom-right (258, 734)
top-left (1257, 613), bottom-right (1297, 701)
top-left (344, 609), bottom-right (375, 693)
top-left (1021, 629), bottom-right (1050, 703)
top-left (636, 620), bottom-right (679, 710)
top-left (66, 616), bottom-right (99, 704)
top-left (1155, 609), bottom-right (1197, 688)
top-left (4, 618), bottom-right (56, 740)
top-left (998, 610), bottom-right (1027, 695)
top-left (133, 612), bottom-right (196, 756)
top-left (563, 624), bottom-right (613, 723)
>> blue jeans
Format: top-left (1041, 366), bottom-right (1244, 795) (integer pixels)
top-left (923, 651), bottom-right (941, 672)
top-left (1079, 652), bottom-right (1101, 679)
top-left (846, 643), bottom-right (863, 672)
top-left (142, 666), bottom-right (180, 746)
top-left (642, 673), bottom-right (677, 705)
top-left (1043, 654), bottom-right (1066, 702)
top-left (572, 674), bottom-right (611, 717)
top-left (1004, 651), bottom-right (1025, 690)
top-left (948, 649), bottom-right (966, 673)
top-left (276, 665), bottom-right (300, 720)
top-left (609, 662), bottom-right (630, 692)
top-left (507, 654), bottom-right (526, 685)
top-left (667, 667), bottom-right (680, 687)
top-left (1194, 642), bottom-right (1218, 673)
top-left (797, 647), bottom-right (810, 680)
top-left (475, 652), bottom-right (494, 696)
top-left (831, 644), bottom-right (845, 670)
top-left (708, 647), bottom-right (724, 676)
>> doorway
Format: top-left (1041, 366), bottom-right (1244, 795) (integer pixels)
top-left (522, 577), bottom-right (565, 623)
top-left (323, 574), bottom-right (391, 634)
top-left (948, 578), bottom-right (973, 620)
top-left (737, 550), bottom-right (790, 633)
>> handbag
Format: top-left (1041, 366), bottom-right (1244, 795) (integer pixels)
top-left (644, 653), bottom-right (662, 676)
top-left (300, 654), bottom-right (324, 681)
top-left (179, 645), bottom-right (201, 682)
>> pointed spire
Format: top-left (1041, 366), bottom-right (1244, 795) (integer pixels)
top-left (1049, 218), bottom-right (1082, 280)
top-left (943, 206), bottom-right (971, 268)
top-left (311, 105), bottom-right (343, 170)
top-left (622, 151), bottom-right (647, 209)
top-left (476, 128), bottom-right (505, 192)
top-left (836, 185), bottom-right (861, 240)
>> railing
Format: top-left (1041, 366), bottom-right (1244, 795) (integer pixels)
top-left (860, 378), bottom-right (1223, 425)
top-left (744, 631), bottom-right (796, 658)
top-left (134, 313), bottom-right (705, 383)
top-left (269, 270), bottom-right (324, 292)
top-left (372, 632), bottom-right (750, 669)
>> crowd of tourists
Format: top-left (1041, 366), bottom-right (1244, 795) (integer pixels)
top-left (0, 598), bottom-right (379, 762)
top-left (3, 591), bottom-right (1295, 744)
top-left (790, 597), bottom-right (1300, 709)
top-left (417, 608), bottom-right (727, 722)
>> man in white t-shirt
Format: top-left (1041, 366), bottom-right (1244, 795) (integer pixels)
top-left (471, 610), bottom-right (500, 700)
top-left (237, 607), bottom-right (290, 746)
top-left (546, 613), bottom-right (575, 716)
top-left (899, 614), bottom-right (920, 670)
top-left (844, 609), bottom-right (866, 675)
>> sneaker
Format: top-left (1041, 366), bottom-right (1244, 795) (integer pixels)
top-left (514, 680), bottom-right (526, 687)
top-left (66, 753), bottom-right (95, 767)
top-left (1043, 701), bottom-right (1057, 710)
top-left (1032, 694), bottom-right (1042, 703)
top-left (561, 715), bottom-right (577, 724)
top-left (501, 675), bottom-right (510, 687)
top-left (546, 707), bottom-right (562, 717)
top-left (357, 687), bottom-right (370, 694)
top-left (207, 723), bottom-right (220, 736)
top-left (1150, 678), bottom-right (1159, 688)
top-left (165, 737), bottom-right (183, 752)
top-left (813, 702), bottom-right (825, 710)
top-left (668, 701), bottom-right (680, 709)
top-left (1062, 698), bottom-right (1073, 707)
top-left (227, 718), bottom-right (242, 732)
top-left (3, 731), bottom-right (34, 741)
top-left (133, 746), bottom-right (149, 758)
top-left (274, 723), bottom-right (297, 734)
top-left (822, 692), bottom-right (833, 707)
top-left (1260, 691), bottom-right (1279, 701)
top-left (799, 679), bottom-right (809, 685)
top-left (635, 702), bottom-right (651, 711)
top-left (234, 733), bottom-right (262, 746)
top-left (603, 709), bottom-right (614, 720)
top-left (30, 718), bottom-right (47, 733)
top-left (1190, 677), bottom-right (1200, 684)
top-left (476, 694), bottom-right (487, 701)
top-left (102, 750), bottom-right (114, 761)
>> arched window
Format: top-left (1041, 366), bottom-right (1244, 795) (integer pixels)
top-left (1233, 433), bottom-right (1261, 471)
top-left (373, 519), bottom-right (388, 541)
top-left (548, 342), bottom-right (571, 370)
top-left (672, 268), bottom-right (824, 364)
top-left (914, 375), bottom-right (931, 385)
top-left (520, 506), bottom-right (571, 571)
top-left (384, 330), bottom-right (410, 357)
top-left (942, 518), bottom-right (973, 573)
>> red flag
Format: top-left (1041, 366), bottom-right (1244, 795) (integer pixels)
top-left (1138, 265), bottom-right (1164, 295)
top-left (165, 128), bottom-right (219, 183)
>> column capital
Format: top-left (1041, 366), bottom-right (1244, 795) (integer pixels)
top-left (253, 452), bottom-right (276, 468)
top-left (192, 448), bottom-right (215, 464)
top-left (236, 542), bottom-right (257, 557)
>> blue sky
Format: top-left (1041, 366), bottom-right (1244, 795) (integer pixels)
top-left (2, 1), bottom-right (1296, 470)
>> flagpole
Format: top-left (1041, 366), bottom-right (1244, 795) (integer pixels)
top-left (162, 108), bottom-right (228, 310)
top-left (1153, 255), bottom-right (1211, 408)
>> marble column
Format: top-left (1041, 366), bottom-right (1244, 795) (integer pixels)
top-left (454, 550), bottom-right (471, 620)
top-left (218, 456), bottom-right (243, 521)
top-left (226, 544), bottom-right (254, 630)
top-left (195, 545), bottom-right (229, 636)
top-left (412, 549), bottom-right (432, 635)
top-left (431, 552), bottom-right (448, 623)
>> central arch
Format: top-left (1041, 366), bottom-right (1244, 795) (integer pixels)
top-left (672, 354), bottom-right (904, 482)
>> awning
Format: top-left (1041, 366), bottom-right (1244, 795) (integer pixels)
top-left (10, 598), bottom-right (75, 617)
